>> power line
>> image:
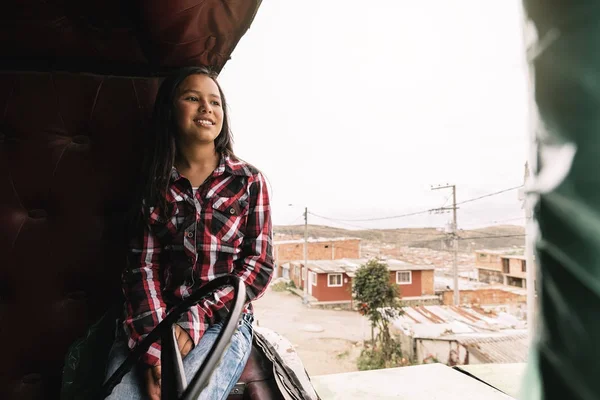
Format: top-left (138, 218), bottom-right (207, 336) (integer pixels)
top-left (306, 212), bottom-right (454, 238)
top-left (307, 212), bottom-right (375, 230)
top-left (283, 213), bottom-right (305, 226)
top-left (458, 215), bottom-right (525, 229)
top-left (456, 185), bottom-right (523, 206)
top-left (308, 209), bottom-right (433, 223)
top-left (307, 184), bottom-right (523, 223)
top-left (457, 234), bottom-right (525, 241)
top-left (440, 192), bottom-right (453, 208)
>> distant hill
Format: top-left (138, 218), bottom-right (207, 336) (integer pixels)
top-left (274, 224), bottom-right (525, 252)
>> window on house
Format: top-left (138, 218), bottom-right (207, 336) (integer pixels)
top-left (396, 271), bottom-right (412, 285)
top-left (310, 271), bottom-right (317, 286)
top-left (502, 258), bottom-right (510, 274)
top-left (479, 253), bottom-right (487, 259)
top-left (328, 273), bottom-right (342, 287)
top-left (324, 245), bottom-right (329, 248)
top-left (521, 260), bottom-right (526, 272)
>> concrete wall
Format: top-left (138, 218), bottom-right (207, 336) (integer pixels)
top-left (395, 331), bottom-right (474, 365)
top-left (288, 263), bottom-right (303, 288)
top-left (478, 268), bottom-right (504, 284)
top-left (396, 330), bottom-right (416, 362)
top-left (441, 288), bottom-right (526, 306)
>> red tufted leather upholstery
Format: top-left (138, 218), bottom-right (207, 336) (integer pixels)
top-left (0, 0), bottom-right (262, 75)
top-left (0, 1), bottom-right (263, 399)
top-left (0, 72), bottom-right (160, 399)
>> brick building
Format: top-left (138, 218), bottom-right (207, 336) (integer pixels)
top-left (440, 286), bottom-right (527, 307)
top-left (281, 258), bottom-right (435, 304)
top-left (475, 249), bottom-right (534, 289)
top-left (273, 237), bottom-right (361, 278)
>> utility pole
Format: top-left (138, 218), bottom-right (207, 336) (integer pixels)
top-left (432, 184), bottom-right (459, 306)
top-left (303, 206), bottom-right (309, 304)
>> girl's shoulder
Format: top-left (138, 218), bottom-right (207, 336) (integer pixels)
top-left (226, 154), bottom-right (263, 179)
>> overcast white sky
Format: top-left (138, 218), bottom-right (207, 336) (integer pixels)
top-left (219, 0), bottom-right (530, 231)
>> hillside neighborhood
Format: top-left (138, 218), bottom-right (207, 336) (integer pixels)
top-left (253, 224), bottom-right (531, 375)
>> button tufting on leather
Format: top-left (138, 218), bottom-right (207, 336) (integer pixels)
top-left (71, 135), bottom-right (91, 145)
top-left (21, 373), bottom-right (42, 385)
top-left (28, 209), bottom-right (48, 219)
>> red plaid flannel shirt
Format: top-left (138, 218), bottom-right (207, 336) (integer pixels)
top-left (122, 154), bottom-right (274, 366)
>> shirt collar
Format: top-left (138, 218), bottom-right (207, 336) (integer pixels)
top-left (169, 153), bottom-right (252, 184)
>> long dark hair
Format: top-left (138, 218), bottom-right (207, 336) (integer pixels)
top-left (129, 66), bottom-right (234, 230)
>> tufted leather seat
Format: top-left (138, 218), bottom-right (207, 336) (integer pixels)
top-left (0, 1), bottom-right (269, 399)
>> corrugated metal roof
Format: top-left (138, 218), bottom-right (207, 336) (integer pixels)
top-left (393, 305), bottom-right (528, 364)
top-left (444, 333), bottom-right (529, 363)
top-left (393, 305), bottom-right (527, 338)
top-left (286, 258), bottom-right (435, 274)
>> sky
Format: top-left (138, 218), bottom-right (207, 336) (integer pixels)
top-left (218, 0), bottom-right (530, 231)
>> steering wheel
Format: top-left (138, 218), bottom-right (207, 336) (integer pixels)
top-left (99, 275), bottom-right (246, 399)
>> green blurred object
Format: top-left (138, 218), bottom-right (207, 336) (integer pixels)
top-left (522, 1), bottom-right (600, 399)
top-left (60, 306), bottom-right (120, 400)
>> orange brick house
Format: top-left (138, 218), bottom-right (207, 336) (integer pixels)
top-left (273, 237), bottom-right (361, 279)
top-left (282, 258), bottom-right (435, 304)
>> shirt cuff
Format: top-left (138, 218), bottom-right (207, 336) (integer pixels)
top-left (141, 342), bottom-right (162, 367)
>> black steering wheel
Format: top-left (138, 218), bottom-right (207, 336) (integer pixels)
top-left (99, 275), bottom-right (246, 399)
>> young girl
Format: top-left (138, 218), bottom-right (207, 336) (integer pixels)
top-left (105, 66), bottom-right (274, 400)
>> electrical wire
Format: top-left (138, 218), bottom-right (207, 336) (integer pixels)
top-left (456, 185), bottom-right (523, 206)
top-left (457, 234), bottom-right (525, 241)
top-left (307, 184), bottom-right (523, 223)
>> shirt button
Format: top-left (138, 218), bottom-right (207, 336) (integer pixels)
top-left (186, 231), bottom-right (194, 238)
top-left (229, 208), bottom-right (236, 215)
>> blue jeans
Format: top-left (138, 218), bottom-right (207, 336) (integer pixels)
top-left (104, 314), bottom-right (253, 400)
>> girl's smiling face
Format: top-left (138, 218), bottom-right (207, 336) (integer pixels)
top-left (174, 74), bottom-right (224, 145)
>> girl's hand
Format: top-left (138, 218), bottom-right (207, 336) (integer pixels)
top-left (145, 365), bottom-right (162, 400)
top-left (145, 325), bottom-right (192, 400)
top-left (174, 324), bottom-right (194, 358)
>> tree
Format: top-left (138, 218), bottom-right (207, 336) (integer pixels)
top-left (353, 258), bottom-right (407, 370)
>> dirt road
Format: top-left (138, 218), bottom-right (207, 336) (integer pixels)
top-left (252, 288), bottom-right (371, 376)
